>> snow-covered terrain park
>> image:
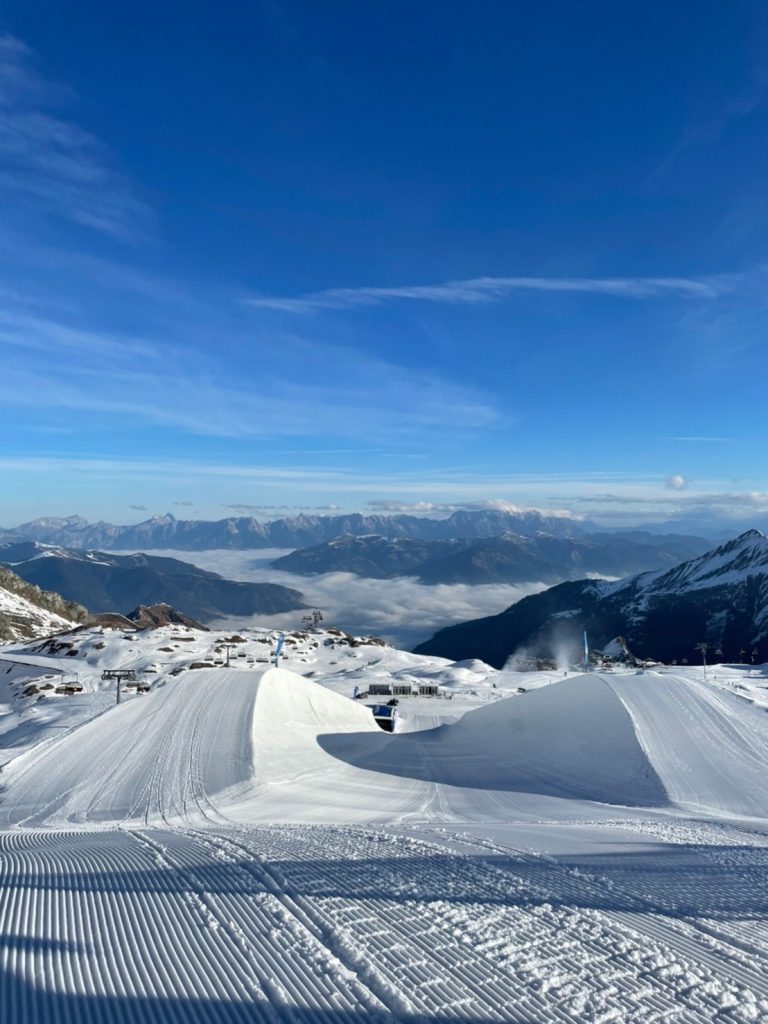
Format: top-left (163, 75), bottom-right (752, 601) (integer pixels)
top-left (2, 625), bottom-right (768, 1022)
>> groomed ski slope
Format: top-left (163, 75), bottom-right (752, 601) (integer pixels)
top-left (603, 671), bottom-right (768, 817)
top-left (7, 667), bottom-right (767, 827)
top-left (3, 665), bottom-right (768, 1022)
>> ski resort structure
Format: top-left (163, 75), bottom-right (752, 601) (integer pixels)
top-left (1, 620), bottom-right (768, 1022)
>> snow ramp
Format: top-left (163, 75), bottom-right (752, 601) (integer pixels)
top-left (230, 667), bottom-right (439, 823)
top-left (251, 667), bottom-right (381, 785)
top-left (446, 672), bottom-right (666, 804)
top-left (318, 673), bottom-right (668, 808)
top-left (604, 671), bottom-right (768, 818)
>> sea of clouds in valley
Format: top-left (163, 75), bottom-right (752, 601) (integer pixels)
top-left (137, 548), bottom-right (547, 649)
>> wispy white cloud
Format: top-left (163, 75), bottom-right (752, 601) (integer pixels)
top-left (661, 436), bottom-right (732, 443)
top-left (0, 35), bottom-right (149, 239)
top-left (0, 308), bottom-right (164, 360)
top-left (0, 457), bottom-right (730, 503)
top-left (221, 503), bottom-right (343, 513)
top-left (562, 489), bottom-right (768, 518)
top-left (665, 474), bottom-right (689, 491)
top-left (0, 306), bottom-right (501, 441)
top-left (4, 455), bottom-right (768, 532)
top-left (5, 361), bottom-right (499, 440)
top-left (366, 498), bottom-right (580, 518)
top-left (650, 75), bottom-right (768, 180)
top-left (244, 273), bottom-right (725, 314)
top-left (0, 457), bottom-right (667, 490)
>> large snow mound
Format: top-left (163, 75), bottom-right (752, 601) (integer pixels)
top-left (316, 671), bottom-right (768, 815)
top-left (450, 673), bottom-right (665, 804)
top-left (4, 656), bottom-right (767, 828)
top-left (319, 672), bottom-right (667, 807)
top-left (252, 667), bottom-right (380, 786)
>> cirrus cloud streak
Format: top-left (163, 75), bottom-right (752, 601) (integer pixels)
top-left (245, 273), bottom-right (725, 314)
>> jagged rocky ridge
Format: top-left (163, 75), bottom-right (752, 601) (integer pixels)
top-left (415, 530), bottom-right (768, 667)
top-left (3, 509), bottom-right (589, 550)
top-left (0, 543), bottom-right (306, 622)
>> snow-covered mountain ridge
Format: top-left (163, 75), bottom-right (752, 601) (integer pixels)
top-left (417, 529), bottom-right (768, 666)
top-left (0, 541), bottom-right (306, 621)
top-left (0, 566), bottom-right (86, 642)
top-left (3, 507), bottom-right (589, 550)
top-left (600, 528), bottom-right (768, 598)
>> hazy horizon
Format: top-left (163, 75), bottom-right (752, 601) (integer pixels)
top-left (3, 500), bottom-right (767, 536)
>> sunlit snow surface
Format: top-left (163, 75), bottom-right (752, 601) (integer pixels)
top-left (2, 623), bottom-right (768, 1022)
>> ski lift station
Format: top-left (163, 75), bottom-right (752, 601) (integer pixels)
top-left (368, 680), bottom-right (442, 698)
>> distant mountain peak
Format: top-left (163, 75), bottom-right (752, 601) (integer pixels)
top-left (5, 508), bottom-right (591, 551)
top-left (721, 528), bottom-right (767, 548)
top-left (21, 515), bottom-right (88, 529)
top-left (416, 528), bottom-right (768, 667)
top-left (643, 528), bottom-right (768, 596)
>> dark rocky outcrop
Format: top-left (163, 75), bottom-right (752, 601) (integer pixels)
top-left (127, 604), bottom-right (209, 631)
top-left (0, 566), bottom-right (87, 642)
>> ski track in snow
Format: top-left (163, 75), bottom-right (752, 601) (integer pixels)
top-left (3, 664), bottom-right (768, 1021)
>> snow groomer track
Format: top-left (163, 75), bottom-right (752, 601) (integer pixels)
top-left (3, 666), bottom-right (768, 1023)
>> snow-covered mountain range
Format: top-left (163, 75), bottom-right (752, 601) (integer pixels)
top-left (2, 508), bottom-right (589, 550)
top-left (415, 529), bottom-right (768, 666)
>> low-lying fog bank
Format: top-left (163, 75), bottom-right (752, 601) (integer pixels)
top-left (131, 548), bottom-right (547, 649)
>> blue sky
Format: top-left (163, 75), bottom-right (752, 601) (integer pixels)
top-left (2, 1), bottom-right (768, 528)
